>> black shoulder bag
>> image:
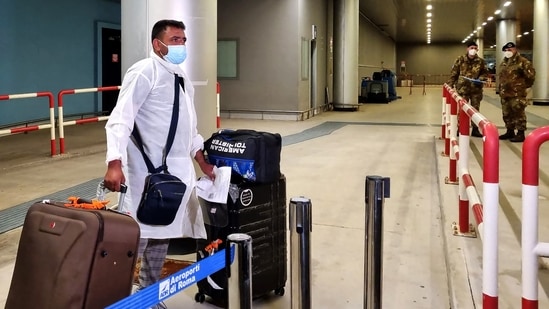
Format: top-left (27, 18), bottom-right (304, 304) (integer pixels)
top-left (132, 74), bottom-right (187, 226)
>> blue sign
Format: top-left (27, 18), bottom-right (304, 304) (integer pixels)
top-left (106, 246), bottom-right (234, 309)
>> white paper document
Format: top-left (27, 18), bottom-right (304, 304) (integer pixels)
top-left (196, 166), bottom-right (232, 203)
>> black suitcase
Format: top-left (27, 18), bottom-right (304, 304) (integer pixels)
top-left (194, 175), bottom-right (287, 306)
top-left (204, 129), bottom-right (282, 184)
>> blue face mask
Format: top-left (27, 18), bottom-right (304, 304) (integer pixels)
top-left (160, 41), bottom-right (187, 64)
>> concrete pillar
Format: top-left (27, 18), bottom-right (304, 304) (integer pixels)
top-left (477, 39), bottom-right (485, 58)
top-left (496, 19), bottom-right (516, 58)
top-left (476, 2), bottom-right (485, 58)
top-left (495, 15), bottom-right (516, 93)
top-left (333, 0), bottom-right (358, 109)
top-left (121, 0), bottom-right (217, 138)
top-left (533, 0), bottom-right (549, 105)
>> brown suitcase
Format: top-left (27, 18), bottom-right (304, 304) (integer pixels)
top-left (6, 201), bottom-right (140, 309)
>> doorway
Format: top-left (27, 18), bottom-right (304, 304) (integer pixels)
top-left (310, 38), bottom-right (318, 111)
top-left (101, 27), bottom-right (121, 114)
top-left (96, 22), bottom-right (121, 115)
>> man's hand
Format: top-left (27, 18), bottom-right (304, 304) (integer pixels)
top-left (103, 160), bottom-right (126, 192)
top-left (195, 151), bottom-right (216, 180)
top-left (199, 161), bottom-right (216, 180)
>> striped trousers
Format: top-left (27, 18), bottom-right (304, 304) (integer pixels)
top-left (137, 238), bottom-right (170, 288)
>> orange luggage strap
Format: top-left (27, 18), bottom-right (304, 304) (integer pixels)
top-left (205, 239), bottom-right (223, 255)
top-left (65, 196), bottom-right (109, 210)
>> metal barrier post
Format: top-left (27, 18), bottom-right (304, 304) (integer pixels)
top-left (289, 197), bottom-right (312, 309)
top-left (226, 233), bottom-right (252, 309)
top-left (364, 176), bottom-right (390, 309)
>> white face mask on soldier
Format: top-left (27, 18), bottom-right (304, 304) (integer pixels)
top-left (504, 51), bottom-right (513, 59)
top-left (468, 49), bottom-right (478, 56)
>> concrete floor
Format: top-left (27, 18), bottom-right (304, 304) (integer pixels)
top-left (1, 86), bottom-right (549, 308)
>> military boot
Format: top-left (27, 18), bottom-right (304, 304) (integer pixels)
top-left (510, 130), bottom-right (525, 143)
top-left (471, 127), bottom-right (482, 137)
top-left (499, 129), bottom-right (515, 140)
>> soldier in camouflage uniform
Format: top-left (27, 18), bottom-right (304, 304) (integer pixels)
top-left (498, 42), bottom-right (536, 142)
top-left (447, 41), bottom-right (489, 137)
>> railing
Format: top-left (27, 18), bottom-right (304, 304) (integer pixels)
top-left (442, 86), bottom-right (457, 182)
top-left (2, 82), bottom-right (229, 156)
top-left (397, 74), bottom-right (451, 86)
top-left (521, 126), bottom-right (549, 309)
top-left (57, 86), bottom-right (120, 154)
top-left (442, 84), bottom-right (500, 309)
top-left (0, 91), bottom-right (57, 156)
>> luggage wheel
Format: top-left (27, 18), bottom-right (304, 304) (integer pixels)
top-left (274, 287), bottom-right (285, 296)
top-left (194, 292), bottom-right (205, 303)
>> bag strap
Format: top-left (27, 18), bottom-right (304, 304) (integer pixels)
top-left (132, 74), bottom-right (183, 174)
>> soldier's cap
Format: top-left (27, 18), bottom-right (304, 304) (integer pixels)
top-left (466, 41), bottom-right (478, 48)
top-left (502, 42), bottom-right (516, 51)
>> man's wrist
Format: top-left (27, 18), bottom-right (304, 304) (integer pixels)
top-left (107, 159), bottom-right (122, 168)
top-left (194, 151), bottom-right (207, 164)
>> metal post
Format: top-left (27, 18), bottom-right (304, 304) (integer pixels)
top-left (364, 176), bottom-right (390, 309)
top-left (226, 233), bottom-right (252, 309)
top-left (290, 197), bottom-right (312, 309)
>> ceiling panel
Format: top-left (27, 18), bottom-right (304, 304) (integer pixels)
top-left (359, 0), bottom-right (534, 49)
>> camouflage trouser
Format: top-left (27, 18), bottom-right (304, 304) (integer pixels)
top-left (501, 97), bottom-right (528, 131)
top-left (462, 92), bottom-right (482, 111)
top-left (461, 92), bottom-right (483, 128)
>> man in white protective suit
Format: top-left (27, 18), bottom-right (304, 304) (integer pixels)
top-left (103, 19), bottom-right (215, 306)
